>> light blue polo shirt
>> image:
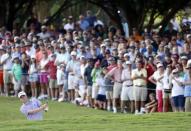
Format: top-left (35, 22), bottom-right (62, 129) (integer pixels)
top-left (184, 73), bottom-right (191, 97)
top-left (20, 98), bottom-right (43, 120)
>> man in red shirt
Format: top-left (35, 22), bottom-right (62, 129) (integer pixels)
top-left (46, 54), bottom-right (58, 100)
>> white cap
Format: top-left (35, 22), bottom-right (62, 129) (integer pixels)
top-left (100, 44), bottom-right (106, 47)
top-left (126, 61), bottom-right (132, 65)
top-left (181, 56), bottom-right (188, 60)
top-left (71, 51), bottom-right (77, 56)
top-left (41, 25), bottom-right (46, 29)
top-left (124, 53), bottom-right (129, 57)
top-left (18, 91), bottom-right (26, 98)
top-left (157, 63), bottom-right (163, 68)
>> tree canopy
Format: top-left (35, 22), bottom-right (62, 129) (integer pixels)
top-left (0, 0), bottom-right (190, 35)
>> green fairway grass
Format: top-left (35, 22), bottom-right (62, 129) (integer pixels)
top-left (0, 96), bottom-right (190, 131)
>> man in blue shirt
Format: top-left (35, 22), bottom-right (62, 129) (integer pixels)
top-left (18, 91), bottom-right (48, 120)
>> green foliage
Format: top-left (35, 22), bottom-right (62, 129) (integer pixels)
top-left (0, 97), bottom-right (191, 131)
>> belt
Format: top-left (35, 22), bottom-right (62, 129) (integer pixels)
top-left (5, 69), bottom-right (11, 71)
top-left (115, 82), bottom-right (122, 84)
top-left (134, 85), bottom-right (146, 87)
top-left (125, 85), bottom-right (133, 87)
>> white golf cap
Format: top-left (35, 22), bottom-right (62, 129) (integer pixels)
top-left (18, 91), bottom-right (26, 98)
top-left (181, 56), bottom-right (188, 60)
top-left (157, 63), bottom-right (163, 68)
top-left (71, 51), bottom-right (77, 56)
top-left (100, 43), bottom-right (106, 47)
top-left (124, 53), bottom-right (129, 57)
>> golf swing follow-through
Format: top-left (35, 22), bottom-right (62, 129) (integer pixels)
top-left (18, 91), bottom-right (48, 120)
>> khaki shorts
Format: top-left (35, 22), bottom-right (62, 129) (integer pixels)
top-left (163, 91), bottom-right (171, 99)
top-left (86, 86), bottom-right (92, 97)
top-left (133, 86), bottom-right (147, 101)
top-left (106, 91), bottom-right (113, 99)
top-left (92, 83), bottom-right (99, 99)
top-left (3, 70), bottom-right (12, 84)
top-left (185, 97), bottom-right (191, 112)
top-left (49, 79), bottom-right (58, 88)
top-left (113, 82), bottom-right (122, 99)
top-left (121, 86), bottom-right (134, 101)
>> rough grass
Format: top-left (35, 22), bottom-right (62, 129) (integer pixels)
top-left (0, 96), bottom-right (191, 131)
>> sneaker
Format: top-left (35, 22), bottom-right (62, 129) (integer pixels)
top-left (123, 110), bottom-right (127, 114)
top-left (135, 110), bottom-right (139, 115)
top-left (113, 107), bottom-right (117, 113)
top-left (140, 107), bottom-right (146, 114)
top-left (107, 106), bottom-right (111, 111)
top-left (58, 97), bottom-right (64, 102)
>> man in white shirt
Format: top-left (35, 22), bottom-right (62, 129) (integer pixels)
top-left (64, 16), bottom-right (74, 31)
top-left (66, 51), bottom-right (79, 102)
top-left (0, 47), bottom-right (13, 96)
top-left (37, 26), bottom-right (51, 40)
top-left (121, 61), bottom-right (134, 113)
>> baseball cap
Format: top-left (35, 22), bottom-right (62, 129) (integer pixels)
top-left (71, 51), bottom-right (77, 56)
top-left (157, 63), bottom-right (163, 68)
top-left (18, 91), bottom-right (26, 98)
top-left (180, 55), bottom-right (188, 60)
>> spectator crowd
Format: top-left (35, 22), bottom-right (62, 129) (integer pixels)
top-left (1, 10), bottom-right (191, 114)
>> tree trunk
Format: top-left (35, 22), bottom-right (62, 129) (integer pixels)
top-left (6, 0), bottom-right (15, 31)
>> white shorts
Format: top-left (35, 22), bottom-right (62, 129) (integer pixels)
top-left (106, 91), bottom-right (113, 99)
top-left (78, 85), bottom-right (86, 98)
top-left (133, 86), bottom-right (147, 101)
top-left (92, 83), bottom-right (99, 99)
top-left (68, 75), bottom-right (75, 90)
top-left (113, 82), bottom-right (122, 99)
top-left (13, 79), bottom-right (21, 91)
top-left (121, 86), bottom-right (134, 101)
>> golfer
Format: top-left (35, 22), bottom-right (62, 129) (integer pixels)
top-left (18, 91), bottom-right (48, 120)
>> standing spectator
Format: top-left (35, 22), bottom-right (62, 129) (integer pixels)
top-left (46, 54), bottom-right (58, 100)
top-left (184, 61), bottom-right (191, 112)
top-left (21, 53), bottom-right (29, 92)
top-left (64, 16), bottom-right (74, 31)
top-left (1, 47), bottom-right (13, 96)
top-left (0, 47), bottom-right (5, 95)
top-left (105, 60), bottom-right (123, 113)
top-left (28, 56), bottom-right (38, 98)
top-left (132, 60), bottom-right (147, 114)
top-left (84, 58), bottom-right (94, 107)
top-left (37, 26), bottom-right (51, 40)
top-left (12, 57), bottom-right (22, 97)
top-left (149, 63), bottom-right (165, 112)
top-left (78, 15), bottom-right (89, 31)
top-left (91, 61), bottom-right (102, 107)
top-left (121, 61), bottom-right (134, 113)
top-left (171, 69), bottom-right (185, 112)
top-left (66, 51), bottom-right (78, 102)
top-left (162, 64), bottom-right (173, 112)
top-left (38, 51), bottom-right (49, 99)
top-left (95, 71), bottom-right (106, 109)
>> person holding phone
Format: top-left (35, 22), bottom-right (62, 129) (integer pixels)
top-left (18, 91), bottom-right (48, 120)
